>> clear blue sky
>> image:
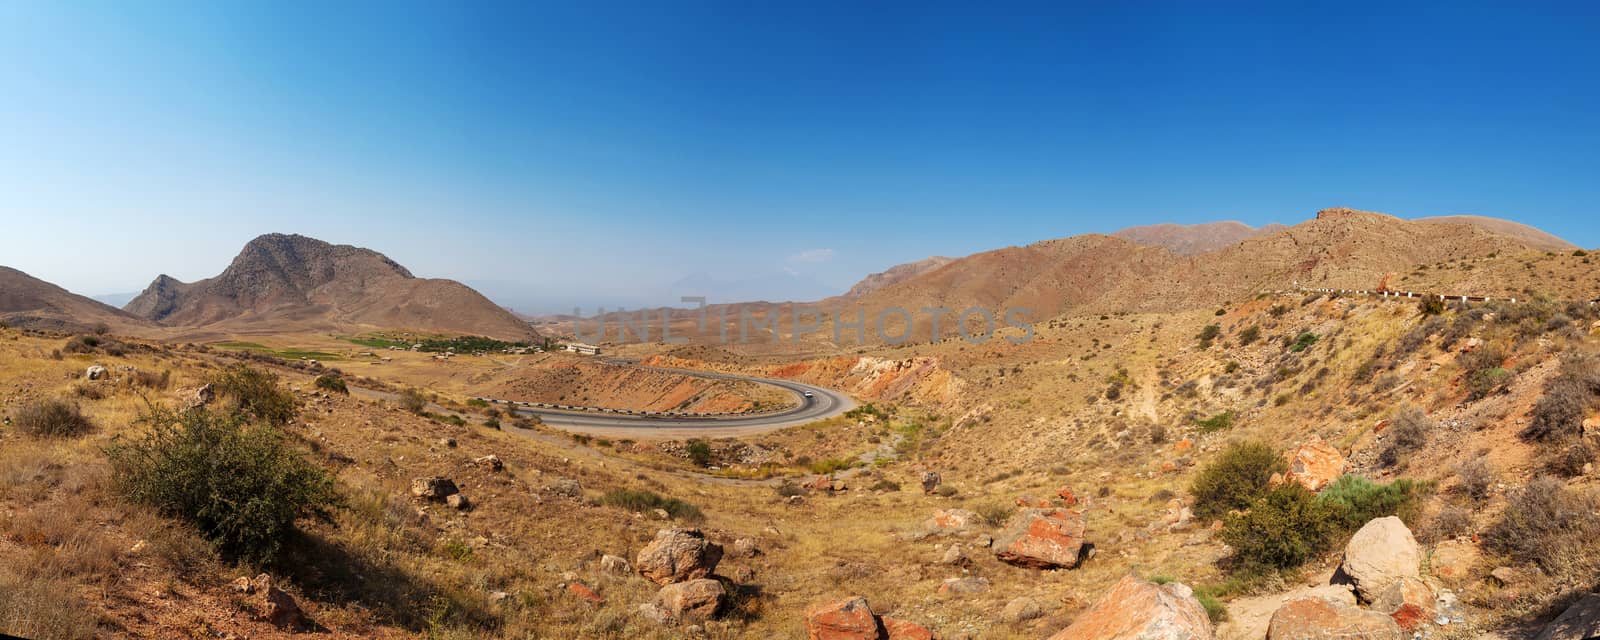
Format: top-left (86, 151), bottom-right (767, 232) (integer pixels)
top-left (3, 1), bottom-right (1597, 313)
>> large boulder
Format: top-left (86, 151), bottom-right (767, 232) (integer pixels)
top-left (86, 365), bottom-right (109, 380)
top-left (653, 578), bottom-right (725, 622)
top-left (994, 508), bottom-right (1088, 569)
top-left (1047, 575), bottom-right (1212, 640)
top-left (805, 596), bottom-right (883, 640)
top-left (1370, 576), bottom-right (1434, 632)
top-left (1280, 436), bottom-right (1346, 492)
top-left (1339, 516), bottom-right (1420, 601)
top-left (1535, 593), bottom-right (1600, 640)
top-left (636, 528), bottom-right (723, 585)
top-left (1266, 597), bottom-right (1402, 639)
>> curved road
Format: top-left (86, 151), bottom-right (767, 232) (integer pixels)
top-left (488, 366), bottom-right (856, 438)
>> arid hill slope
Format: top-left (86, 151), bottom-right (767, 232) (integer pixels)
top-left (1417, 214), bottom-right (1577, 252)
top-left (843, 256), bottom-right (957, 298)
top-left (0, 266), bottom-right (152, 333)
top-left (125, 234), bottom-right (535, 340)
top-left (1112, 220), bottom-right (1288, 256)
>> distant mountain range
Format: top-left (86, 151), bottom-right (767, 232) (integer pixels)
top-left (1, 210), bottom-right (1587, 341)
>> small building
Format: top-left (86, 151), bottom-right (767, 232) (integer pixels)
top-left (566, 342), bottom-right (601, 355)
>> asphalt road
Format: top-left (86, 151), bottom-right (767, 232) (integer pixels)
top-left (490, 366), bottom-right (856, 437)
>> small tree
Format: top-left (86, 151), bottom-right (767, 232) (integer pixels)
top-left (314, 373), bottom-right (348, 395)
top-left (105, 407), bottom-right (338, 564)
top-left (1221, 483), bottom-right (1340, 571)
top-left (685, 440), bottom-right (713, 467)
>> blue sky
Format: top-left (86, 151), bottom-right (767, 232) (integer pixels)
top-left (3, 2), bottom-right (1597, 313)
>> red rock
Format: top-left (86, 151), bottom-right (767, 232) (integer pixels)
top-left (1047, 575), bottom-right (1212, 640)
top-left (1281, 436), bottom-right (1346, 492)
top-left (1161, 460), bottom-right (1178, 472)
top-left (807, 475), bottom-right (835, 491)
top-left (994, 508), bottom-right (1088, 569)
top-left (1266, 596), bottom-right (1404, 639)
top-left (1175, 439), bottom-right (1193, 451)
top-left (567, 582), bottom-right (605, 604)
top-left (805, 596), bottom-right (883, 640)
top-left (1056, 487), bottom-right (1078, 506)
top-left (882, 616), bottom-right (935, 640)
top-left (1372, 577), bottom-right (1434, 632)
top-left (923, 509), bottom-right (979, 533)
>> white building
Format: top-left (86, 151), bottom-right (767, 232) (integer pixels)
top-left (566, 342), bottom-right (600, 355)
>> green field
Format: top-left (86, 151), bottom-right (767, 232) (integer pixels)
top-left (212, 341), bottom-right (343, 360)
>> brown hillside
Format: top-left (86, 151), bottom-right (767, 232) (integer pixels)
top-left (1417, 214), bottom-right (1577, 252)
top-left (843, 256), bottom-right (957, 298)
top-left (124, 234), bottom-right (535, 341)
top-left (0, 266), bottom-right (152, 333)
top-left (1112, 220), bottom-right (1288, 256)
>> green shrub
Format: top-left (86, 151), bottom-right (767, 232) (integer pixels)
top-left (1191, 441), bottom-right (1286, 520)
top-left (1237, 326), bottom-right (1261, 346)
top-left (1315, 475), bottom-right (1425, 531)
top-left (1197, 324), bottom-right (1221, 349)
top-left (1221, 483), bottom-right (1340, 571)
top-left (1194, 410), bottom-right (1236, 433)
top-left (598, 489), bottom-right (704, 522)
top-left (212, 365), bottom-right (297, 426)
top-left (105, 406), bottom-right (338, 564)
top-left (1289, 332), bottom-right (1319, 353)
top-left (685, 440), bottom-right (713, 467)
top-left (1194, 587), bottom-right (1229, 623)
top-left (14, 398), bottom-right (95, 438)
top-left (465, 398), bottom-right (489, 408)
top-left (809, 458), bottom-right (852, 474)
top-left (313, 374), bottom-right (348, 395)
top-left (1419, 298), bottom-right (1446, 315)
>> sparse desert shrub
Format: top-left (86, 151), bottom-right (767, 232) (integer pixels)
top-left (976, 502), bottom-right (1011, 527)
top-left (867, 479), bottom-right (900, 492)
top-left (1289, 332), bottom-right (1318, 353)
top-left (72, 382), bottom-right (107, 400)
top-left (774, 481), bottom-right (804, 498)
top-left (212, 364), bottom-right (297, 425)
top-left (1148, 423), bottom-right (1168, 444)
top-left (1455, 459), bottom-right (1494, 502)
top-left (15, 398), bottom-right (94, 438)
top-left (1427, 506), bottom-right (1474, 541)
top-left (1191, 441), bottom-right (1286, 520)
top-left (1380, 406), bottom-right (1433, 467)
top-left (1522, 354), bottom-right (1600, 442)
top-left (1460, 344), bottom-right (1512, 401)
top-left (314, 373), bottom-right (348, 395)
top-left (399, 389), bottom-right (429, 414)
top-left (1549, 442), bottom-right (1593, 478)
top-left (1221, 483), bottom-right (1340, 572)
top-left (1483, 477), bottom-right (1600, 577)
top-left (1197, 324), bottom-right (1221, 349)
top-left (105, 406), bottom-right (338, 564)
top-left (933, 485), bottom-right (958, 498)
top-left (1419, 297), bottom-right (1446, 316)
top-left (598, 489), bottom-right (704, 522)
top-left (1238, 325), bottom-right (1261, 346)
top-left (130, 369), bottom-right (171, 390)
top-left (0, 573), bottom-right (98, 640)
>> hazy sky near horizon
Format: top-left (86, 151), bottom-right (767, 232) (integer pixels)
top-left (4, 2), bottom-right (1598, 313)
